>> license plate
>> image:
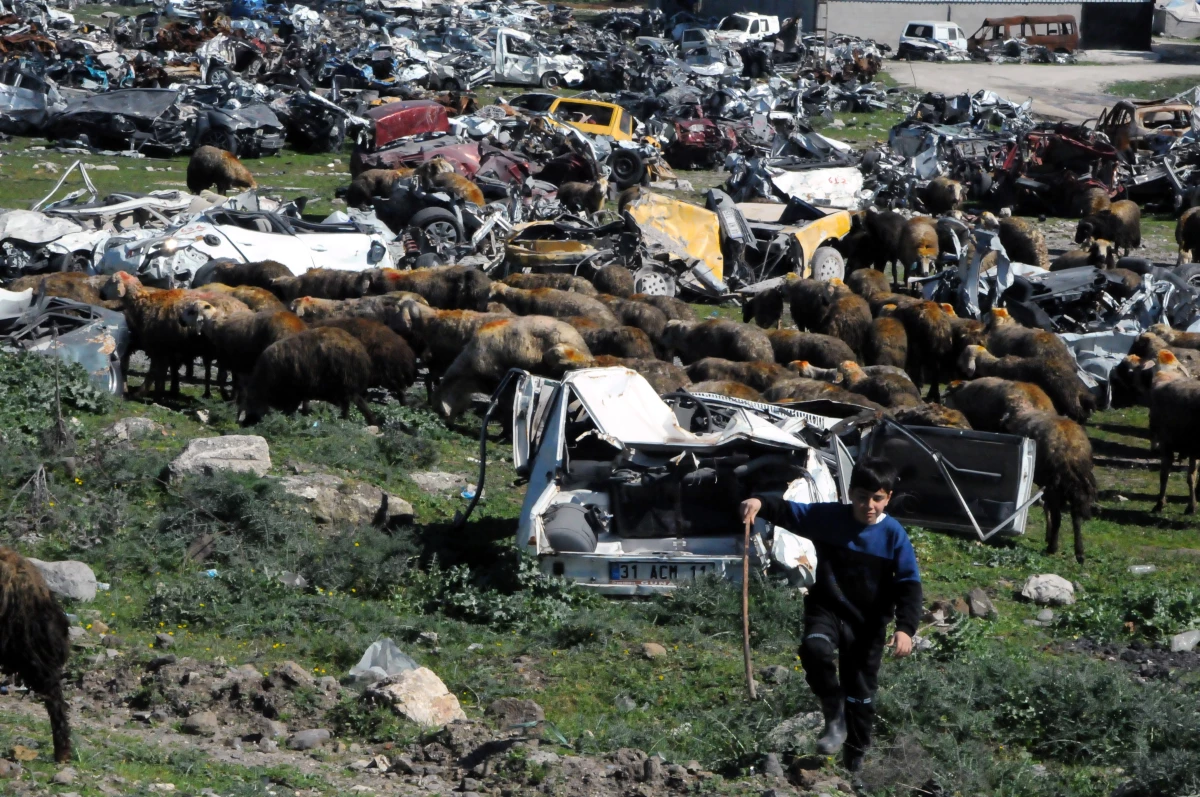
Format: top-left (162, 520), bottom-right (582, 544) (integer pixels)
top-left (609, 561), bottom-right (716, 583)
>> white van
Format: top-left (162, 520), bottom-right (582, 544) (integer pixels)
top-left (715, 13), bottom-right (780, 45)
top-left (898, 20), bottom-right (968, 59)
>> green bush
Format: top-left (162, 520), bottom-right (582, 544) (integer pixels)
top-left (0, 351), bottom-right (110, 445)
top-left (1055, 584), bottom-right (1200, 641)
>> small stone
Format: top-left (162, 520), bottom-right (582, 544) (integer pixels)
top-left (275, 660), bottom-right (315, 689)
top-left (91, 620), bottom-right (110, 635)
top-left (27, 559), bottom-right (97, 602)
top-left (830, 119), bottom-right (846, 129)
top-left (762, 752), bottom-right (785, 778)
top-left (529, 750), bottom-right (559, 766)
top-left (53, 767), bottom-right (77, 785)
top-left (279, 572), bottom-right (307, 589)
top-left (467, 643), bottom-right (484, 652)
top-left (614, 695), bottom-right (637, 713)
top-left (288, 729), bottom-right (331, 750)
top-left (148, 785), bottom-right (176, 792)
top-left (759, 664), bottom-right (790, 685)
top-left (154, 633), bottom-right (174, 649)
top-left (249, 716), bottom-right (288, 739)
top-left (1116, 494), bottom-right (1129, 502)
top-left (257, 738), bottom-right (278, 753)
top-left (150, 710), bottom-right (170, 723)
top-left (418, 631), bottom-right (439, 646)
top-left (640, 642), bottom-right (667, 659)
top-left (1171, 629), bottom-right (1200, 652)
top-left (0, 759), bottom-right (20, 778)
top-left (11, 745), bottom-right (38, 762)
top-left (409, 471), bottom-right (465, 493)
top-left (461, 777), bottom-right (483, 790)
top-left (1020, 574), bottom-right (1075, 606)
top-left (966, 587), bottom-right (997, 619)
top-left (1037, 609), bottom-right (1054, 623)
top-left (486, 698), bottom-right (544, 728)
top-left (685, 760), bottom-right (702, 774)
top-left (643, 757), bottom-right (664, 782)
top-left (182, 711), bottom-right (219, 737)
top-left (952, 597), bottom-right (970, 615)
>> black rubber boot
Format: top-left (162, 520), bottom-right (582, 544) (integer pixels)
top-left (815, 697), bottom-right (848, 755)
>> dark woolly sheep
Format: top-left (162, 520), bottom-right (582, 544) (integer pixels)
top-left (662, 319), bottom-right (773, 364)
top-left (489, 284), bottom-right (619, 326)
top-left (271, 268), bottom-right (372, 302)
top-left (943, 376), bottom-right (1056, 432)
top-left (1176, 206), bottom-right (1200, 265)
top-left (690, 380), bottom-right (764, 401)
top-left (1050, 240), bottom-right (1114, 271)
top-left (919, 176), bottom-right (965, 214)
top-left (226, 285), bottom-right (285, 312)
top-left (502, 272), bottom-right (598, 295)
top-left (888, 402), bottom-right (972, 430)
top-left (960, 345), bottom-right (1093, 423)
top-left (1070, 185), bottom-right (1111, 218)
top-left (685, 358), bottom-right (792, 392)
top-left (1075, 199), bottom-right (1141, 255)
top-left (742, 286), bottom-right (786, 328)
top-left (0, 548), bottom-right (71, 763)
top-left (593, 355), bottom-right (691, 394)
top-left (594, 265), bottom-right (636, 298)
top-left (630, 292), bottom-right (693, 321)
top-left (981, 212), bottom-right (1049, 269)
top-left (191, 260), bottom-right (292, 291)
top-left (816, 282), bottom-right (872, 358)
top-left (897, 216), bottom-right (939, 284)
top-left (241, 327), bottom-right (378, 425)
top-left (792, 360), bottom-right (919, 408)
top-left (557, 179), bottom-right (608, 213)
top-left (565, 317), bottom-right (655, 359)
top-left (1108, 354), bottom-right (1156, 410)
top-left (184, 305), bottom-right (306, 399)
top-left (392, 301), bottom-right (512, 398)
top-left (414, 158), bottom-right (484, 206)
top-left (1129, 331), bottom-right (1200, 373)
top-left (1146, 351), bottom-right (1200, 514)
top-left (1150, 322), bottom-right (1200, 351)
top-left (882, 300), bottom-right (952, 400)
top-left (756, 276), bottom-right (871, 357)
top-left (187, 145), bottom-right (256, 194)
top-left (596, 294), bottom-right (668, 342)
top-left (311, 317), bottom-right (417, 402)
top-left (369, 266), bottom-right (492, 310)
top-left (984, 309), bottom-right (1077, 368)
top-left (863, 208), bottom-right (906, 273)
top-left (7, 272), bottom-right (122, 310)
top-left (762, 377), bottom-right (846, 403)
top-left (345, 168), bottom-right (413, 208)
top-left (767, 328), bottom-right (857, 368)
top-left (843, 267), bottom-right (920, 314)
top-left (864, 316), bottom-right (908, 368)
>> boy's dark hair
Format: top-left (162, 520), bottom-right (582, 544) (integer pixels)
top-left (850, 457), bottom-right (897, 494)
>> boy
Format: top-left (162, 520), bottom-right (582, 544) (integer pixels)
top-left (739, 457), bottom-right (922, 774)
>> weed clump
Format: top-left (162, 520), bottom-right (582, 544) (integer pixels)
top-left (0, 352), bottom-right (109, 446)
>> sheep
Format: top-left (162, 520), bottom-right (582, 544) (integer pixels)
top-left (960, 345), bottom-right (1092, 423)
top-left (183, 305), bottom-right (306, 399)
top-left (882, 300), bottom-right (952, 400)
top-left (290, 292), bottom-right (428, 331)
top-left (1106, 268), bottom-right (1144, 299)
top-left (393, 301), bottom-right (515, 398)
top-left (763, 379), bottom-right (884, 411)
top-left (1146, 351), bottom-right (1200, 513)
top-left (742, 286), bottom-right (786, 328)
top-left (689, 380), bottom-right (764, 401)
top-left (1071, 185), bottom-right (1111, 218)
top-left (685, 358), bottom-right (792, 392)
top-left (565, 317), bottom-right (655, 359)
top-left (192, 260), bottom-right (292, 291)
top-left (889, 402), bottom-right (972, 430)
top-left (1075, 199), bottom-right (1141, 255)
top-left (593, 265), bottom-right (636, 298)
top-left (844, 267), bottom-right (919, 315)
top-left (793, 359), bottom-right (920, 408)
top-left (271, 268), bottom-right (372, 302)
top-left (631, 292), bottom-right (693, 321)
top-left (919, 176), bottom-right (965, 214)
top-left (897, 216), bottom-right (939, 284)
top-left (557, 178), bottom-right (608, 214)
top-left (815, 282), bottom-right (872, 357)
top-left (1130, 331), bottom-right (1200, 372)
top-left (226, 285), bottom-right (285, 312)
top-left (1109, 354), bottom-right (1154, 409)
top-left (111, 272), bottom-right (212, 398)
top-left (0, 548), bottom-right (71, 764)
top-left (767, 328), bottom-right (857, 368)
top-left (592, 355), bottom-right (691, 394)
top-left (1050, 239), bottom-right (1115, 271)
top-left (489, 283), bottom-right (619, 326)
top-left (187, 145), bottom-right (256, 194)
top-left (1176, 205), bottom-right (1200, 265)
top-left (863, 207), bottom-right (906, 273)
top-left (984, 309), bottom-right (1077, 368)
top-left (980, 212), bottom-right (1049, 269)
top-left (596, 295), bottom-right (668, 342)
top-left (1149, 322), bottom-right (1200, 351)
top-left (864, 315), bottom-right (908, 368)
top-left (756, 276), bottom-right (871, 356)
top-left (434, 315), bottom-right (593, 420)
top-left (502, 272), bottom-right (598, 295)
top-left (661, 319), bottom-right (773, 364)
top-left (345, 168), bottom-right (413, 208)
top-left (368, 266), bottom-right (493, 310)
top-left (310, 317), bottom-right (417, 402)
top-left (6, 272), bottom-right (121, 309)
top-left (414, 157), bottom-right (484, 206)
top-left (944, 376), bottom-right (1056, 432)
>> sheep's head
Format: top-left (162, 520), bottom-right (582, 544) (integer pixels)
top-left (836, 361), bottom-right (863, 384)
top-left (986, 308), bottom-right (1012, 329)
top-left (1109, 354), bottom-right (1149, 408)
top-left (418, 157), bottom-right (455, 178)
top-left (1075, 219), bottom-right (1097, 245)
top-left (179, 299), bottom-right (217, 334)
top-left (1157, 349), bottom-right (1190, 378)
top-left (290, 296), bottom-right (319, 318)
top-left (112, 271), bottom-right (141, 299)
top-left (958, 344), bottom-right (986, 377)
top-left (1089, 239), bottom-right (1115, 268)
top-left (939, 302), bottom-right (957, 317)
top-left (951, 180), bottom-right (967, 204)
top-left (395, 298), bottom-right (431, 338)
top-left (660, 320), bottom-right (692, 354)
top-left (1149, 323), bottom-right (1173, 339)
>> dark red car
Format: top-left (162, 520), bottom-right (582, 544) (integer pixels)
top-left (661, 105), bottom-right (737, 170)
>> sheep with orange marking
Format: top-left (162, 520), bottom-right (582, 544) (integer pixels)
top-left (960, 345), bottom-right (1093, 423)
top-left (502, 272), bottom-right (598, 295)
top-left (565, 316), bottom-right (656, 359)
top-left (662, 319), bottom-right (773, 364)
top-left (1176, 206), bottom-right (1200, 265)
top-left (864, 315), bottom-right (908, 369)
top-left (183, 305), bottom-right (306, 399)
top-left (767, 328), bottom-right (857, 368)
top-left (881, 300), bottom-right (952, 400)
top-left (393, 300), bottom-right (520, 398)
top-left (290, 292), bottom-right (428, 332)
top-left (311, 317), bottom-right (417, 402)
top-left (367, 266), bottom-right (493, 310)
top-left (6, 272), bottom-right (122, 309)
top-left (944, 377), bottom-right (1057, 432)
top-left (1145, 351), bottom-right (1200, 514)
top-left (345, 168), bottom-right (414, 208)
top-left (489, 283), bottom-right (619, 326)
top-left (690, 380), bottom-right (764, 401)
top-left (594, 265), bottom-right (636, 298)
top-left (685, 358), bottom-right (793, 392)
top-left (592, 355), bottom-right (691, 394)
top-left (631, 292), bottom-right (693, 321)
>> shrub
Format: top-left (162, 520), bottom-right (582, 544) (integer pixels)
top-left (0, 351), bottom-right (110, 445)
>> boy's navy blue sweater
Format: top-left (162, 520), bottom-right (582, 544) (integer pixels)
top-left (758, 497), bottom-right (923, 636)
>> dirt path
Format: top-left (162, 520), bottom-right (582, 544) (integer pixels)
top-left (883, 61), bottom-right (1200, 121)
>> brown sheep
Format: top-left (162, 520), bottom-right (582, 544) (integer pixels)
top-left (502, 272), bottom-right (597, 295)
top-left (1176, 205), bottom-right (1200, 265)
top-left (662, 319), bottom-right (773, 364)
top-left (414, 157), bottom-right (484, 206)
top-left (960, 345), bottom-right (1092, 423)
top-left (565, 316), bottom-right (655, 359)
top-left (981, 212), bottom-right (1049, 269)
top-left (6, 272), bottom-right (121, 309)
top-left (631, 292), bottom-right (693, 321)
top-left (756, 276), bottom-right (871, 357)
top-left (690, 380), bottom-right (764, 401)
top-left (596, 294), bottom-right (668, 342)
top-left (685, 358), bottom-right (792, 392)
top-left (919, 176), bottom-right (965, 214)
top-left (1109, 354), bottom-right (1156, 409)
top-left (345, 168), bottom-right (413, 208)
top-left (816, 283), bottom-right (872, 357)
top-left (1075, 199), bottom-right (1141, 255)
top-left (594, 265), bottom-right (636, 298)
top-left (187, 145), bottom-right (256, 194)
top-left (192, 260), bottom-right (292, 291)
top-left (1071, 185), bottom-right (1111, 218)
top-left (888, 402), bottom-right (972, 430)
top-left (393, 301), bottom-right (515, 398)
top-left (944, 376), bottom-right (1056, 432)
top-left (368, 266), bottom-right (492, 310)
top-left (557, 179), bottom-right (608, 214)
top-left (0, 548), bottom-right (71, 764)
top-left (882, 300), bottom-right (952, 400)
top-left (1146, 351), bottom-right (1200, 513)
top-left (763, 379), bottom-right (884, 411)
top-left (183, 305), bottom-right (306, 399)
top-left (434, 315), bottom-right (593, 420)
top-left (1149, 323), bottom-right (1200, 351)
top-left (489, 283), bottom-right (619, 326)
top-left (290, 292), bottom-right (428, 331)
top-left (984, 309), bottom-right (1077, 368)
top-left (897, 216), bottom-right (939, 283)
top-left (767, 328), bottom-right (857, 368)
top-left (271, 268), bottom-right (372, 302)
top-left (111, 271), bottom-right (213, 398)
top-left (310, 317), bottom-right (417, 402)
top-left (863, 207), bottom-right (906, 274)
top-left (241, 327), bottom-right (378, 425)
top-left (1129, 331), bottom-right (1200, 373)
top-left (844, 267), bottom-right (919, 315)
top-left (593, 355), bottom-right (691, 394)
top-left (792, 360), bottom-right (919, 408)
top-left (864, 316), bottom-right (908, 368)
top-left (1050, 240), bottom-right (1115, 271)
top-left (227, 285), bottom-right (285, 312)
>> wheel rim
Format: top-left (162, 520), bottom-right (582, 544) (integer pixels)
top-left (613, 156), bottom-right (637, 181)
top-left (422, 221), bottom-right (460, 248)
top-left (634, 268), bottom-right (673, 296)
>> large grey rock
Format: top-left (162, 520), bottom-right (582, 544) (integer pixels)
top-left (28, 559), bottom-right (97, 601)
top-left (1020, 574), bottom-right (1075, 606)
top-left (287, 729), bottom-right (330, 750)
top-left (366, 668), bottom-right (467, 727)
top-left (279, 473), bottom-right (413, 527)
top-left (1171, 630), bottom-right (1200, 652)
top-left (170, 436), bottom-right (270, 480)
top-left (409, 471), bottom-right (465, 494)
top-left (103, 417), bottom-right (165, 441)
top-left (966, 587), bottom-right (997, 619)
top-left (182, 711), bottom-right (220, 737)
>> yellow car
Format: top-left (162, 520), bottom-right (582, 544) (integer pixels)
top-left (547, 97), bottom-right (634, 141)
top-left (734, 202), bottom-right (854, 282)
top-left (543, 96), bottom-right (668, 188)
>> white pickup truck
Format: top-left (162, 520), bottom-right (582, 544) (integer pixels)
top-left (493, 27), bottom-right (585, 90)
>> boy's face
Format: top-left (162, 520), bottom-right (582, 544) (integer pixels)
top-left (850, 487), bottom-right (891, 525)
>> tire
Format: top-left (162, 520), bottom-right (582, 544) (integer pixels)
top-left (808, 246), bottom-right (845, 282)
top-left (1175, 263), bottom-right (1200, 288)
top-left (199, 127), bottom-right (239, 157)
top-left (610, 149), bottom-right (644, 190)
top-left (632, 266), bottom-right (675, 297)
top-left (860, 149), bottom-right (882, 172)
top-left (409, 207), bottom-right (464, 252)
top-left (540, 71), bottom-right (563, 89)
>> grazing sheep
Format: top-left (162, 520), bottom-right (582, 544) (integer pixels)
top-left (7, 272), bottom-right (121, 309)
top-left (393, 301), bottom-right (516, 397)
top-left (662, 319), bottom-right (773, 364)
top-left (755, 276), bottom-right (871, 356)
top-left (1176, 205), bottom-right (1200, 265)
top-left (1146, 351), bottom-right (1200, 513)
top-left (489, 283), bottom-right (619, 326)
top-left (919, 176), bottom-right (965, 214)
top-left (434, 315), bottom-right (593, 420)
top-left (0, 548), bottom-right (71, 764)
top-left (241, 327), bottom-right (376, 424)
top-left (984, 309), bottom-right (1077, 368)
top-left (1075, 199), bottom-right (1141, 255)
top-left (689, 380), bottom-right (763, 401)
top-left (762, 378), bottom-right (847, 403)
top-left (596, 294), bottom-right (668, 342)
top-left (271, 269), bottom-right (372, 302)
top-left (311, 317), bottom-right (417, 401)
top-left (685, 358), bottom-right (792, 392)
top-left (414, 158), bottom-right (484, 206)
top-left (187, 145), bottom-right (256, 194)
top-left (183, 305), bottom-right (306, 398)
top-left (111, 272), bottom-right (211, 398)
top-left (960, 345), bottom-right (1092, 423)
top-left (225, 285), bottom-right (285, 312)
top-left (882, 300), bottom-right (952, 400)
top-left (557, 179), bottom-right (608, 214)
top-left (1149, 322), bottom-right (1200, 351)
top-left (864, 316), bottom-right (908, 368)
top-left (1050, 239), bottom-right (1115, 271)
top-left (897, 216), bottom-right (939, 283)
top-left (565, 317), bottom-right (655, 359)
top-left (290, 292), bottom-right (428, 331)
top-left (346, 168), bottom-right (413, 208)
top-left (593, 265), bottom-right (636, 298)
top-left (742, 286), bottom-right (786, 328)
top-left (1129, 331), bottom-right (1200, 373)
top-left (815, 282), bottom-right (872, 357)
top-left (981, 212), bottom-right (1049, 269)
top-left (1109, 354), bottom-right (1155, 409)
top-left (793, 360), bottom-right (919, 408)
top-left (1106, 268), bottom-right (1144, 299)
top-left (844, 267), bottom-right (919, 314)
top-left (369, 266), bottom-right (492, 310)
top-left (192, 260), bottom-right (292, 291)
top-left (889, 402), bottom-right (972, 430)
top-left (592, 355), bottom-right (691, 394)
top-left (502, 272), bottom-right (598, 295)
top-left (944, 376), bottom-right (1056, 432)
top-left (1071, 185), bottom-right (1111, 218)
top-left (630, 292), bottom-right (693, 321)
top-left (767, 328), bottom-right (857, 368)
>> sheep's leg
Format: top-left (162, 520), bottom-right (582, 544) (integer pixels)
top-left (1187, 457), bottom-right (1198, 516)
top-left (1072, 509), bottom-right (1085, 565)
top-left (1153, 450), bottom-right (1174, 512)
top-left (201, 357), bottom-right (213, 399)
top-left (169, 360), bottom-right (181, 397)
top-left (355, 396), bottom-right (380, 426)
top-left (41, 679), bottom-right (71, 763)
top-left (1044, 499), bottom-right (1061, 555)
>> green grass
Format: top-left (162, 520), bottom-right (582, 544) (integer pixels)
top-left (1106, 75), bottom-right (1200, 101)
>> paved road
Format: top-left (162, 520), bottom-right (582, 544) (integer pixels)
top-left (883, 61), bottom-right (1200, 121)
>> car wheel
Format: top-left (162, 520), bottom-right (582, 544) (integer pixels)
top-left (632, 266), bottom-right (675, 297)
top-left (199, 127), bottom-right (240, 156)
top-left (808, 246), bottom-right (845, 282)
top-left (610, 149), bottom-right (644, 190)
top-left (1175, 263), bottom-right (1200, 289)
top-left (410, 207), bottom-right (464, 252)
top-left (540, 71), bottom-right (563, 89)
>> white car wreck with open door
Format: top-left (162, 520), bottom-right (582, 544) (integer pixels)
top-left (462, 367), bottom-right (1040, 596)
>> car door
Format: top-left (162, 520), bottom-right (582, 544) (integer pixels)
top-left (294, 228), bottom-right (390, 272)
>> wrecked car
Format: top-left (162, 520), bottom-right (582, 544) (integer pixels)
top-left (53, 88), bottom-right (193, 155)
top-left (494, 27), bottom-right (584, 90)
top-left (967, 16), bottom-right (1078, 55)
top-left (0, 60), bottom-right (64, 135)
top-left (1096, 99), bottom-right (1193, 154)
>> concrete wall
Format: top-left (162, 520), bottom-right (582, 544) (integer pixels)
top-left (821, 3), bottom-right (1083, 48)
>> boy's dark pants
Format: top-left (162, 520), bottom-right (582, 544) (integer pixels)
top-left (799, 603), bottom-right (888, 756)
